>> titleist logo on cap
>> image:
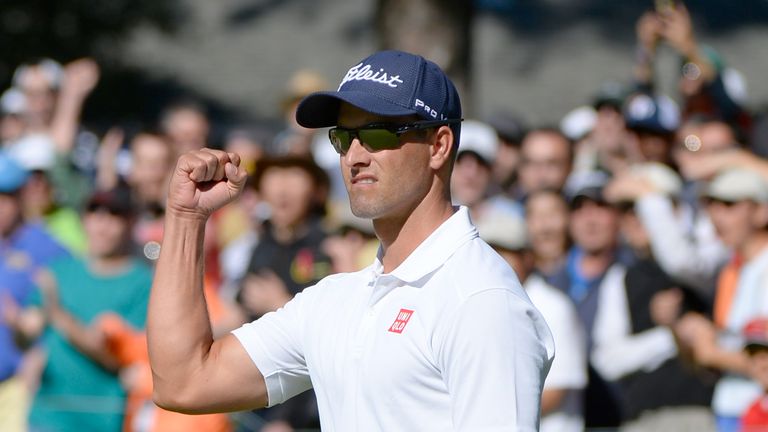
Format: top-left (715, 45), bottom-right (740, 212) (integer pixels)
top-left (338, 63), bottom-right (404, 90)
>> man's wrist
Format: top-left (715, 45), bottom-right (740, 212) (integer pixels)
top-left (165, 206), bottom-right (211, 224)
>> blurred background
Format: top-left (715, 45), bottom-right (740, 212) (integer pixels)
top-left (2, 0), bottom-right (767, 132)
top-left (3, 1), bottom-right (768, 432)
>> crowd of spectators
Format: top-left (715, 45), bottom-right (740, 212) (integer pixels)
top-left (2, 3), bottom-right (768, 432)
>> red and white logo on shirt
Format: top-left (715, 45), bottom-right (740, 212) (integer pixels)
top-left (388, 309), bottom-right (414, 334)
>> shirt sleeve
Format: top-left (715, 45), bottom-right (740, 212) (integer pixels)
top-left (635, 194), bottom-right (728, 293)
top-left (231, 290), bottom-right (312, 407)
top-left (435, 288), bottom-right (555, 432)
top-left (591, 269), bottom-right (678, 381)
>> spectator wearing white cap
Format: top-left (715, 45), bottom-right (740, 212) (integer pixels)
top-left (477, 214), bottom-right (587, 432)
top-left (0, 88), bottom-right (27, 145)
top-left (7, 58), bottom-right (101, 211)
top-left (673, 169), bottom-right (768, 432)
top-left (450, 119), bottom-right (522, 224)
top-left (7, 134), bottom-right (87, 255)
top-left (596, 162), bottom-right (717, 431)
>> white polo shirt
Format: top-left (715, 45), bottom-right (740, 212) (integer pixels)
top-left (232, 206), bottom-right (555, 431)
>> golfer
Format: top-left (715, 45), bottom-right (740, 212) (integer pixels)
top-left (148, 50), bottom-right (554, 431)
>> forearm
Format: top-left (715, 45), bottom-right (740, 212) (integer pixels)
top-left (697, 344), bottom-right (750, 375)
top-left (147, 211), bottom-right (214, 396)
top-left (680, 41), bottom-right (717, 83)
top-left (50, 309), bottom-right (119, 372)
top-left (49, 88), bottom-right (86, 154)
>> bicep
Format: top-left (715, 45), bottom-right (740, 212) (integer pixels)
top-left (159, 333), bottom-right (268, 414)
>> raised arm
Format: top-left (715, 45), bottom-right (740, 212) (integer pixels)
top-left (147, 149), bottom-right (267, 413)
top-left (49, 58), bottom-right (99, 154)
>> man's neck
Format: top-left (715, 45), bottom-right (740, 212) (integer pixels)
top-left (578, 247), bottom-right (614, 279)
top-left (374, 196), bottom-right (455, 274)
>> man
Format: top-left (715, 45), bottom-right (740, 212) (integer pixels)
top-left (623, 92), bottom-right (680, 167)
top-left (674, 169), bottom-right (768, 431)
top-left (559, 170), bottom-right (626, 428)
top-left (148, 50), bottom-right (554, 431)
top-left (450, 119), bottom-right (522, 223)
top-left (595, 163), bottom-right (717, 430)
top-left (517, 128), bottom-right (572, 198)
top-left (159, 99), bottom-right (210, 154)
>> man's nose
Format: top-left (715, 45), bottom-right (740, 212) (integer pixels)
top-left (344, 137), bottom-right (370, 166)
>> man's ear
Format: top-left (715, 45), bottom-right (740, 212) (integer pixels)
top-left (429, 126), bottom-right (454, 171)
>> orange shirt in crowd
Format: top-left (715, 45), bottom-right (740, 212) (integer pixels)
top-left (97, 280), bottom-right (231, 432)
top-left (714, 255), bottom-right (742, 329)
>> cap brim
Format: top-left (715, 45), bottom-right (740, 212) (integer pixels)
top-left (569, 188), bottom-right (606, 206)
top-left (296, 90), bottom-right (419, 128)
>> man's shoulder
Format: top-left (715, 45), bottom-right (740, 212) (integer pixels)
top-left (438, 238), bottom-right (527, 299)
top-left (302, 266), bottom-right (374, 296)
top-left (525, 275), bottom-right (580, 324)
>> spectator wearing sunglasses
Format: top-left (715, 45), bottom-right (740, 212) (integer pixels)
top-left (147, 50), bottom-right (554, 431)
top-left (673, 169), bottom-right (768, 431)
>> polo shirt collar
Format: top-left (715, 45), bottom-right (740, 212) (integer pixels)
top-left (371, 206), bottom-right (477, 284)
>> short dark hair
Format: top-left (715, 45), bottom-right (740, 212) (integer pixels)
top-left (252, 155), bottom-right (330, 217)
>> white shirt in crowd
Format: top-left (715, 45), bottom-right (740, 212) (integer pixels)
top-left (233, 206), bottom-right (555, 431)
top-left (525, 275), bottom-right (587, 432)
top-left (591, 265), bottom-right (679, 381)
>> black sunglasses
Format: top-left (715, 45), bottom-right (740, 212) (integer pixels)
top-left (328, 119), bottom-right (463, 155)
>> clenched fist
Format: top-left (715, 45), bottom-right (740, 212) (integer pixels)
top-left (166, 149), bottom-right (248, 220)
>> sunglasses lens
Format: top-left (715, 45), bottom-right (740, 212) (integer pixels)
top-left (329, 129), bottom-right (351, 154)
top-left (358, 128), bottom-right (400, 150)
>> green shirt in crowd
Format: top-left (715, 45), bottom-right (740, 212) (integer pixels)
top-left (29, 256), bottom-right (152, 432)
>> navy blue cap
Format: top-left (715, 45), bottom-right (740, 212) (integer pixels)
top-left (0, 151), bottom-right (29, 193)
top-left (295, 50), bottom-right (462, 131)
top-left (623, 93), bottom-right (680, 135)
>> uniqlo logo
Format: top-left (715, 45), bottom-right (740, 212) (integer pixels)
top-left (388, 309), bottom-right (414, 334)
